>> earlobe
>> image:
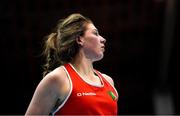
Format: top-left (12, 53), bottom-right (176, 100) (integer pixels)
top-left (76, 36), bottom-right (84, 46)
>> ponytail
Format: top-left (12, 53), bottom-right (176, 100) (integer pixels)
top-left (42, 32), bottom-right (61, 77)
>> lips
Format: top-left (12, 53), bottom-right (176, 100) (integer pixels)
top-left (101, 45), bottom-right (105, 48)
top-left (101, 46), bottom-right (105, 51)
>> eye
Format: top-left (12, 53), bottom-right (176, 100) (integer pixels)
top-left (94, 31), bottom-right (99, 36)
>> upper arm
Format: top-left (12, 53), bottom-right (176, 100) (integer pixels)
top-left (25, 74), bottom-right (60, 115)
top-left (102, 74), bottom-right (115, 86)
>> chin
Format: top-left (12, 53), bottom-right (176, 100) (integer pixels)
top-left (94, 54), bottom-right (104, 61)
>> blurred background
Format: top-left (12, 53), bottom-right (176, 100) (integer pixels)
top-left (0, 0), bottom-right (179, 115)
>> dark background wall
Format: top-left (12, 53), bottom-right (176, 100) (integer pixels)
top-left (0, 0), bottom-right (179, 115)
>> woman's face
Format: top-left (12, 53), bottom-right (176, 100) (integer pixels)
top-left (80, 23), bottom-right (106, 62)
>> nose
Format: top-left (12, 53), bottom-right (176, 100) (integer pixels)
top-left (101, 36), bottom-right (106, 44)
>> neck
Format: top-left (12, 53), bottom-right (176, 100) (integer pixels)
top-left (70, 51), bottom-right (103, 86)
top-left (70, 52), bottom-right (95, 77)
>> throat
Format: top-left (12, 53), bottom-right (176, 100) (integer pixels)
top-left (83, 74), bottom-right (103, 86)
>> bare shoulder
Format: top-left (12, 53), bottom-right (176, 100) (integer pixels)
top-left (34, 66), bottom-right (69, 99)
top-left (42, 66), bottom-right (68, 91)
top-left (45, 66), bottom-right (67, 82)
top-left (25, 66), bottom-right (69, 115)
top-left (101, 73), bottom-right (115, 86)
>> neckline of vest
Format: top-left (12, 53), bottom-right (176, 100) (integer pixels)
top-left (68, 63), bottom-right (104, 88)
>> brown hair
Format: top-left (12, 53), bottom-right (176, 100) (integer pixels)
top-left (42, 13), bottom-right (92, 77)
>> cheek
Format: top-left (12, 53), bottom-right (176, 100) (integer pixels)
top-left (83, 39), bottom-right (99, 54)
top-left (87, 37), bottom-right (99, 46)
top-left (88, 40), bottom-right (99, 51)
top-left (83, 35), bottom-right (100, 51)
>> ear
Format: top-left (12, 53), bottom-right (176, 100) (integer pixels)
top-left (76, 36), bottom-right (84, 46)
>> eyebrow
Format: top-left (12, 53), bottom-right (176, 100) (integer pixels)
top-left (93, 29), bottom-right (98, 32)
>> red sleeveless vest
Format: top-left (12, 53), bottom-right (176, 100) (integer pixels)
top-left (52, 63), bottom-right (118, 115)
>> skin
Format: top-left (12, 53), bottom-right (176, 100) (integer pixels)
top-left (25, 23), bottom-right (114, 115)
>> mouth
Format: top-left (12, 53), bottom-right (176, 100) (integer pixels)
top-left (101, 46), bottom-right (105, 51)
top-left (101, 45), bottom-right (105, 48)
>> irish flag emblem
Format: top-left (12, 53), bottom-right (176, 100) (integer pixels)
top-left (107, 91), bottom-right (117, 100)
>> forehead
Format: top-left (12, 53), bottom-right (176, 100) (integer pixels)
top-left (85, 23), bottom-right (97, 31)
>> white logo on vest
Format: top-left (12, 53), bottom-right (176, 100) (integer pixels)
top-left (77, 92), bottom-right (96, 96)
